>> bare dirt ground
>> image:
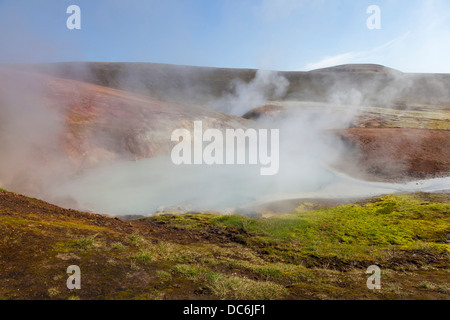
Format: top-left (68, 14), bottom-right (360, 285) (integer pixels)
top-left (0, 67), bottom-right (248, 168)
top-left (243, 103), bottom-right (450, 182)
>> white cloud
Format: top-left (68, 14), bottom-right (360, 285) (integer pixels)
top-left (303, 33), bottom-right (410, 71)
top-left (303, 0), bottom-right (450, 73)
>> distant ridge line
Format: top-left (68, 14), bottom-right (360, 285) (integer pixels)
top-left (309, 64), bottom-right (402, 74)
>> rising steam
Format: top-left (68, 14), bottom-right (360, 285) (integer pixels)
top-left (209, 69), bottom-right (289, 116)
top-left (0, 63), bottom-right (449, 216)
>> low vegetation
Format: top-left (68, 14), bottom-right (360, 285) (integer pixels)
top-left (0, 189), bottom-right (448, 300)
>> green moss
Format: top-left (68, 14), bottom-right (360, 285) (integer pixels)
top-left (148, 213), bottom-right (215, 229)
top-left (0, 215), bottom-right (111, 233)
top-left (131, 250), bottom-right (152, 263)
top-left (209, 193), bottom-right (450, 261)
top-left (140, 193), bottom-right (449, 264)
top-left (172, 264), bottom-right (207, 278)
top-left (128, 233), bottom-right (147, 247)
top-left (73, 235), bottom-right (97, 250)
top-left (1, 190), bottom-right (448, 300)
top-left (52, 240), bottom-right (76, 253)
top-left (110, 242), bottom-right (125, 250)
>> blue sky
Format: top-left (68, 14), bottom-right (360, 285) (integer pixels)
top-left (1, 0), bottom-right (450, 72)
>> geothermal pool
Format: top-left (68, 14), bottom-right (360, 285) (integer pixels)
top-left (50, 156), bottom-right (450, 216)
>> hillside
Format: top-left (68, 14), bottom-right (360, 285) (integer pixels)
top-left (309, 64), bottom-right (401, 74)
top-left (0, 62), bottom-right (449, 212)
top-left (0, 66), bottom-right (248, 196)
top-left (21, 62), bottom-right (450, 108)
top-left (0, 188), bottom-right (448, 300)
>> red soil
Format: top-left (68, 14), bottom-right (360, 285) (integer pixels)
top-left (335, 128), bottom-right (450, 181)
top-left (0, 67), bottom-right (247, 169)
